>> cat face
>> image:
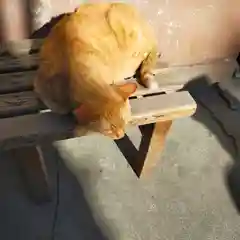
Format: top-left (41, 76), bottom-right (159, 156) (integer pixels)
top-left (99, 98), bottom-right (131, 139)
top-left (74, 82), bottom-right (137, 139)
top-left (99, 83), bottom-right (137, 139)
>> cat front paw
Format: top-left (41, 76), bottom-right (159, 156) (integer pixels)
top-left (141, 72), bottom-right (158, 89)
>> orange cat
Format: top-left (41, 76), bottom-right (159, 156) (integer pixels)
top-left (34, 2), bottom-right (158, 139)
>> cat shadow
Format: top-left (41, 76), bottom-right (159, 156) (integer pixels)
top-left (183, 75), bottom-right (240, 214)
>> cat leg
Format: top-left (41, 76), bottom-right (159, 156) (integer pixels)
top-left (137, 48), bottom-right (159, 89)
top-left (34, 74), bottom-right (71, 114)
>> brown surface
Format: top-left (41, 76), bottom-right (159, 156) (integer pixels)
top-left (11, 145), bottom-right (51, 203)
top-left (140, 121), bottom-right (172, 177)
top-left (0, 54), bottom-right (38, 72)
top-left (0, 71), bottom-right (35, 94)
top-left (0, 91), bottom-right (39, 118)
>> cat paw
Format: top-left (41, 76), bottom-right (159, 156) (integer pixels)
top-left (147, 80), bottom-right (159, 90)
top-left (142, 73), bottom-right (158, 89)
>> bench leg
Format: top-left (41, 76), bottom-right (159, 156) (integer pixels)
top-left (12, 146), bottom-right (51, 204)
top-left (116, 120), bottom-right (172, 177)
top-left (138, 120), bottom-right (172, 177)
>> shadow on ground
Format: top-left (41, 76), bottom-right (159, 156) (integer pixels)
top-left (184, 76), bottom-right (240, 214)
top-left (0, 144), bottom-right (112, 240)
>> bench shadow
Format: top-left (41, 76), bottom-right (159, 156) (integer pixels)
top-left (0, 144), bottom-right (113, 240)
top-left (115, 124), bottom-right (155, 177)
top-left (183, 75), bottom-right (240, 213)
top-left (40, 143), bottom-right (114, 240)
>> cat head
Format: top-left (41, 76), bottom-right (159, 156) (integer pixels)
top-left (74, 82), bottom-right (137, 139)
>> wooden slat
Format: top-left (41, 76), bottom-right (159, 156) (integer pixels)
top-left (130, 91), bottom-right (197, 125)
top-left (0, 39), bottom-right (43, 54)
top-left (0, 112), bottom-right (75, 150)
top-left (0, 91), bottom-right (39, 118)
top-left (0, 91), bottom-right (196, 150)
top-left (0, 71), bottom-right (34, 94)
top-left (0, 54), bottom-right (39, 73)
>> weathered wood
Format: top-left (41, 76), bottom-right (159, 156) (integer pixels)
top-left (0, 91), bottom-right (39, 118)
top-left (138, 121), bottom-right (172, 176)
top-left (0, 71), bottom-right (34, 94)
top-left (130, 77), bottom-right (184, 97)
top-left (0, 112), bottom-right (75, 150)
top-left (0, 86), bottom-right (196, 119)
top-left (0, 91), bottom-right (196, 150)
top-left (0, 39), bottom-right (43, 54)
top-left (0, 54), bottom-right (39, 73)
top-left (130, 91), bottom-right (197, 125)
top-left (12, 145), bottom-right (51, 203)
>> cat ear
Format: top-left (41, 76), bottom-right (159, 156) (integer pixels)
top-left (73, 104), bottom-right (94, 124)
top-left (114, 82), bottom-right (137, 100)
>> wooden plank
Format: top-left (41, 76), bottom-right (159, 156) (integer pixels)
top-left (0, 39), bottom-right (43, 54)
top-left (0, 54), bottom-right (39, 73)
top-left (138, 121), bottom-right (172, 177)
top-left (0, 112), bottom-right (75, 150)
top-left (0, 91), bottom-right (196, 150)
top-left (0, 91), bottom-right (39, 118)
top-left (0, 70), bottom-right (195, 118)
top-left (12, 145), bottom-right (51, 203)
top-left (0, 71), bottom-right (35, 94)
top-left (130, 91), bottom-right (197, 125)
top-left (130, 77), bottom-right (183, 97)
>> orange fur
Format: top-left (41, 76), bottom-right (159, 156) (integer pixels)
top-left (34, 2), bottom-right (158, 139)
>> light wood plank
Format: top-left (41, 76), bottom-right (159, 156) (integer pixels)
top-left (117, 121), bottom-right (172, 177)
top-left (139, 121), bottom-right (172, 177)
top-left (130, 91), bottom-right (197, 125)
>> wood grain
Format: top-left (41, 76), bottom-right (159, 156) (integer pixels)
top-left (130, 91), bottom-right (197, 125)
top-left (0, 91), bottom-right (39, 118)
top-left (0, 54), bottom-right (39, 73)
top-left (0, 112), bottom-right (75, 150)
top-left (139, 121), bottom-right (172, 177)
top-left (0, 91), bottom-right (196, 150)
top-left (0, 71), bottom-right (34, 94)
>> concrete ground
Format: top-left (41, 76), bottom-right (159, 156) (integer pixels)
top-left (1, 78), bottom-right (240, 240)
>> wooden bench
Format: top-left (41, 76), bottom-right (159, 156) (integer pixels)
top-left (0, 39), bottom-right (197, 203)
